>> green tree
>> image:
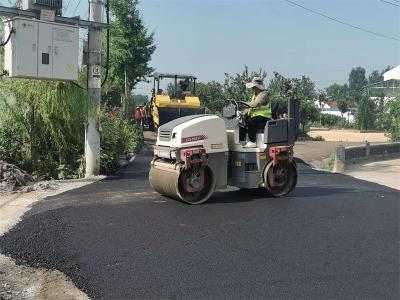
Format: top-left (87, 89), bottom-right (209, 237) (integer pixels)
top-left (106, 0), bottom-right (156, 99)
top-left (368, 69), bottom-right (383, 85)
top-left (270, 72), bottom-right (318, 131)
top-left (383, 98), bottom-right (400, 141)
top-left (337, 99), bottom-right (349, 126)
top-left (348, 67), bottom-right (367, 98)
top-left (317, 90), bottom-right (327, 125)
top-left (297, 75), bottom-right (316, 101)
top-left (355, 96), bottom-right (376, 130)
top-left (299, 101), bottom-right (319, 132)
top-left (325, 83), bottom-right (349, 101)
top-left (196, 81), bottom-right (226, 113)
top-left (382, 65), bottom-right (392, 74)
top-left (224, 66), bottom-right (267, 102)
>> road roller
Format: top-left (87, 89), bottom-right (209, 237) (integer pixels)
top-left (149, 98), bottom-right (300, 204)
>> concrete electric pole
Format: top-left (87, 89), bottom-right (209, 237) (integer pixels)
top-left (85, 0), bottom-right (103, 177)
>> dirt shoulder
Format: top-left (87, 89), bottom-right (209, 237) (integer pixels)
top-left (0, 254), bottom-right (88, 300)
top-left (0, 178), bottom-right (104, 300)
top-left (308, 129), bottom-right (389, 143)
top-left (294, 141), bottom-right (364, 164)
top-left (297, 129), bottom-right (389, 168)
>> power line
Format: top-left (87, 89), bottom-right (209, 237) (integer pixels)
top-left (283, 0), bottom-right (400, 42)
top-left (71, 0), bottom-right (82, 17)
top-left (379, 0), bottom-right (400, 7)
top-left (63, 0), bottom-right (71, 14)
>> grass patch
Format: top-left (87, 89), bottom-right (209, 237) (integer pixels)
top-left (320, 154), bottom-right (335, 171)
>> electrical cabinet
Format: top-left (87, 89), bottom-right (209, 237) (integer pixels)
top-left (4, 18), bottom-right (38, 78)
top-left (38, 22), bottom-right (52, 78)
top-left (52, 24), bottom-right (78, 80)
top-left (3, 17), bottom-right (78, 81)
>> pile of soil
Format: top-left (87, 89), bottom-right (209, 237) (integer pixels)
top-left (0, 161), bottom-right (34, 193)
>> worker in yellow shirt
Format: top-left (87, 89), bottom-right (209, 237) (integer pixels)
top-left (240, 77), bottom-right (272, 148)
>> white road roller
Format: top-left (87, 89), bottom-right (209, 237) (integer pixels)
top-left (149, 98), bottom-right (299, 204)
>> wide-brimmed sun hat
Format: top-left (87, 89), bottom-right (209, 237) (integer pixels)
top-left (245, 77), bottom-right (266, 90)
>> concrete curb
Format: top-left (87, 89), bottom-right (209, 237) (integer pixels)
top-left (333, 142), bottom-right (400, 173)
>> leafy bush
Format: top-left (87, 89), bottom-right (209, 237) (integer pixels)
top-left (0, 117), bottom-right (25, 167)
top-left (320, 114), bottom-right (342, 127)
top-left (356, 96), bottom-right (377, 130)
top-left (383, 98), bottom-right (400, 142)
top-left (0, 80), bottom-right (88, 180)
top-left (100, 108), bottom-right (143, 175)
top-left (299, 100), bottom-right (319, 132)
top-left (312, 135), bottom-right (325, 141)
top-left (320, 154), bottom-right (335, 171)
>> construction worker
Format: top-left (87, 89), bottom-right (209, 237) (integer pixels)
top-left (179, 79), bottom-right (191, 99)
top-left (239, 77), bottom-right (272, 148)
top-left (134, 107), bottom-right (142, 125)
top-left (140, 105), bottom-right (147, 128)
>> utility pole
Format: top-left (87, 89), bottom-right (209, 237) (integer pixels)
top-left (85, 0), bottom-right (103, 177)
top-left (124, 69), bottom-right (129, 119)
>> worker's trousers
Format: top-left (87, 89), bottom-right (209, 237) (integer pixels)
top-left (239, 116), bottom-right (269, 143)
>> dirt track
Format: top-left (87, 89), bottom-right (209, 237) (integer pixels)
top-left (308, 130), bottom-right (389, 143)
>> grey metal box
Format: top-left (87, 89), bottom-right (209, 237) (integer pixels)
top-left (4, 18), bottom-right (38, 78)
top-left (264, 119), bottom-right (288, 144)
top-left (4, 17), bottom-right (78, 81)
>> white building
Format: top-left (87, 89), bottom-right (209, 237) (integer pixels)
top-left (383, 65), bottom-right (400, 81)
top-left (314, 100), bottom-right (356, 123)
top-left (321, 108), bottom-right (355, 123)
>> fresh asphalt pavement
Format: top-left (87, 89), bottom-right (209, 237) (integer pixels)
top-left (0, 143), bottom-right (399, 299)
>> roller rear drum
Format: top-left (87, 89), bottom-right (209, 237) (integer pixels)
top-left (263, 160), bottom-right (297, 197)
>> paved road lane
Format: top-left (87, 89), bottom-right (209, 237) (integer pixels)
top-left (0, 144), bottom-right (399, 299)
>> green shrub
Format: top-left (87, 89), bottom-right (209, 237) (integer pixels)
top-left (312, 135), bottom-right (325, 141)
top-left (320, 154), bottom-right (335, 171)
top-left (0, 80), bottom-right (87, 180)
top-left (100, 108), bottom-right (144, 175)
top-left (320, 114), bottom-right (342, 127)
top-left (383, 98), bottom-right (400, 142)
top-left (0, 118), bottom-right (25, 166)
top-left (356, 96), bottom-right (377, 130)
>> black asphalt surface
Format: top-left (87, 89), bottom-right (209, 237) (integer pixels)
top-left (0, 143), bottom-right (399, 299)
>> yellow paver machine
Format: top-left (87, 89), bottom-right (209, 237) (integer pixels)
top-left (148, 73), bottom-right (203, 131)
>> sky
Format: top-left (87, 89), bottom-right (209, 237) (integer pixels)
top-left (39, 0), bottom-right (400, 93)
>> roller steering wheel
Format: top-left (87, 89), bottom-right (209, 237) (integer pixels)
top-left (227, 99), bottom-right (251, 110)
top-left (226, 99), bottom-right (250, 127)
top-left (236, 100), bottom-right (251, 109)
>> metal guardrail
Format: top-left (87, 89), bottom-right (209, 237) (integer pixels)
top-left (333, 142), bottom-right (400, 172)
